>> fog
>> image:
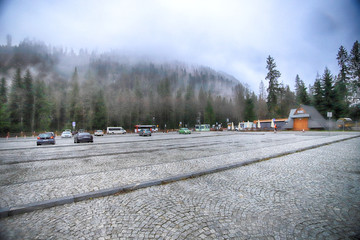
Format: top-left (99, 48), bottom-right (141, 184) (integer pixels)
top-left (0, 0), bottom-right (359, 91)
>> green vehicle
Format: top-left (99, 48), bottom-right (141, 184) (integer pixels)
top-left (179, 128), bottom-right (191, 134)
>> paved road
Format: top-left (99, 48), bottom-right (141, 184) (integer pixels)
top-left (0, 132), bottom-right (359, 239)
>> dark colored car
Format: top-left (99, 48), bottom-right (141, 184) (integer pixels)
top-left (74, 132), bottom-right (93, 143)
top-left (37, 132), bottom-right (56, 146)
top-left (139, 129), bottom-right (152, 136)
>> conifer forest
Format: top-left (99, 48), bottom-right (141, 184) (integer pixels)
top-left (0, 38), bottom-right (359, 135)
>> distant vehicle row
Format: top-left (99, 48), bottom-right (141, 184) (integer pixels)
top-left (58, 127), bottom-right (126, 138)
top-left (37, 126), bottom-right (196, 146)
top-left (37, 131), bottom-right (94, 145)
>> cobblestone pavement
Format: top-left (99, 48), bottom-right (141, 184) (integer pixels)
top-left (0, 132), bottom-right (358, 208)
top-left (0, 132), bottom-right (359, 239)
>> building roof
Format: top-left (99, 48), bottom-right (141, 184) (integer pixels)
top-left (284, 109), bottom-right (296, 129)
top-left (284, 105), bottom-right (327, 129)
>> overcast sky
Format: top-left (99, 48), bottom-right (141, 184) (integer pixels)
top-left (0, 0), bottom-right (359, 92)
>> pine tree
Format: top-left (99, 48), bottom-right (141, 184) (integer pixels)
top-left (295, 74), bottom-right (310, 105)
top-left (23, 69), bottom-right (34, 132)
top-left (0, 77), bottom-right (10, 134)
top-left (349, 40), bottom-right (360, 100)
top-left (198, 87), bottom-right (207, 124)
top-left (244, 92), bottom-right (256, 121)
top-left (312, 75), bottom-right (324, 114)
top-left (335, 46), bottom-right (350, 117)
top-left (69, 68), bottom-right (79, 121)
top-left (265, 55), bottom-right (281, 117)
top-left (279, 85), bottom-right (296, 117)
top-left (337, 46), bottom-right (350, 88)
top-left (184, 85), bottom-right (196, 127)
top-left (233, 83), bottom-right (246, 121)
top-left (204, 98), bottom-right (215, 124)
top-left (157, 78), bottom-right (173, 129)
top-left (276, 82), bottom-right (285, 116)
top-left (0, 103), bottom-right (10, 135)
top-left (34, 79), bottom-right (52, 131)
top-left (174, 88), bottom-right (184, 128)
top-left (321, 67), bottom-right (336, 116)
top-left (8, 68), bottom-right (24, 132)
top-left (0, 77), bottom-right (7, 105)
top-left (349, 102), bottom-right (360, 120)
top-left (92, 89), bottom-right (107, 130)
top-left (68, 67), bottom-right (83, 128)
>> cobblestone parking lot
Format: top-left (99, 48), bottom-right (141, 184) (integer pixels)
top-left (0, 131), bottom-right (359, 239)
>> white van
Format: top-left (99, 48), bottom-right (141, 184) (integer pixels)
top-left (106, 127), bottom-right (126, 134)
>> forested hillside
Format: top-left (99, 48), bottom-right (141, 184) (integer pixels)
top-left (1, 38), bottom-right (359, 135)
top-left (0, 39), bottom-right (250, 134)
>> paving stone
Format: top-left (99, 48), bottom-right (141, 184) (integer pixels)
top-left (0, 132), bottom-right (359, 239)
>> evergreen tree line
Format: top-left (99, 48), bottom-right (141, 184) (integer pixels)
top-left (265, 40), bottom-right (360, 120)
top-left (0, 38), bottom-right (242, 134)
top-left (0, 38), bottom-right (359, 135)
top-left (0, 69), bottom-right (53, 134)
top-left (0, 65), bottom-right (252, 134)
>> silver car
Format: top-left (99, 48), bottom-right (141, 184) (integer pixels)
top-left (61, 131), bottom-right (72, 138)
top-left (94, 130), bottom-right (104, 136)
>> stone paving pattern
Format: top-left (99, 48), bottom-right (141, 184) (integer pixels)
top-left (0, 132), bottom-right (359, 239)
top-left (0, 133), bottom-right (357, 209)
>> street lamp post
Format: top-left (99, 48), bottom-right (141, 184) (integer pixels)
top-left (327, 112), bottom-right (332, 135)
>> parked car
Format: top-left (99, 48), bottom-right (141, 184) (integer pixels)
top-left (74, 132), bottom-right (93, 143)
top-left (106, 127), bottom-right (126, 134)
top-left (179, 128), bottom-right (191, 134)
top-left (94, 130), bottom-right (104, 136)
top-left (37, 132), bottom-right (56, 146)
top-left (336, 118), bottom-right (354, 130)
top-left (138, 129), bottom-right (152, 136)
top-left (61, 131), bottom-right (72, 138)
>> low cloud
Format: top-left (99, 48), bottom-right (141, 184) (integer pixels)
top-left (0, 0), bottom-right (359, 92)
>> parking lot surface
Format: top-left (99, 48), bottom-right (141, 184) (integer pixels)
top-left (0, 131), bottom-right (359, 239)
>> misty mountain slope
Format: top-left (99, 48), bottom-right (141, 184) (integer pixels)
top-left (87, 58), bottom-right (239, 98)
top-left (0, 39), bottom-right (248, 131)
top-left (0, 40), bottom-right (241, 98)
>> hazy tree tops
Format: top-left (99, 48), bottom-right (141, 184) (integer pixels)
top-left (0, 38), bottom-right (253, 134)
top-left (0, 38), bottom-right (359, 134)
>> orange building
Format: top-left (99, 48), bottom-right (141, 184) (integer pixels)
top-left (284, 105), bottom-right (327, 131)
